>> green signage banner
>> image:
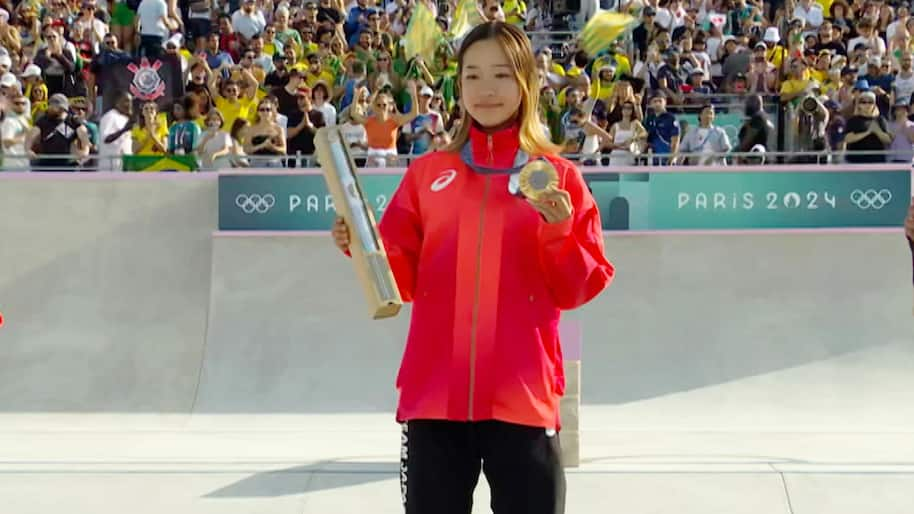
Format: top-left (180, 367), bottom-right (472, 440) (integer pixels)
top-left (218, 168), bottom-right (911, 231)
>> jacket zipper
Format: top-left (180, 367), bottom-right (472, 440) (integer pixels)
top-left (467, 134), bottom-right (495, 421)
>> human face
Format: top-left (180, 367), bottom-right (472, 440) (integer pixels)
top-left (650, 96), bottom-right (666, 113)
top-left (460, 38), bottom-right (522, 129)
top-left (12, 97), bottom-right (27, 115)
top-left (206, 113), bottom-right (222, 129)
top-left (258, 102), bottom-right (274, 120)
top-left (699, 106), bottom-right (714, 125)
top-left (142, 103), bottom-right (157, 119)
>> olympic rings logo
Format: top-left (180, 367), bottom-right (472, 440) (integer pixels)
top-left (235, 194), bottom-right (276, 214)
top-left (849, 189), bottom-right (893, 210)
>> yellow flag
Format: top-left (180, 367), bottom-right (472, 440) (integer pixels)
top-left (579, 11), bottom-right (637, 57)
top-left (450, 0), bottom-right (480, 40)
top-left (403, 2), bottom-right (443, 63)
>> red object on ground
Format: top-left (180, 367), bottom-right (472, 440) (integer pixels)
top-left (0, 311), bottom-right (4, 328)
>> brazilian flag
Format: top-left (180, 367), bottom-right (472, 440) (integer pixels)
top-left (123, 155), bottom-right (199, 172)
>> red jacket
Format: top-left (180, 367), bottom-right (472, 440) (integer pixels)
top-left (377, 122), bottom-right (614, 430)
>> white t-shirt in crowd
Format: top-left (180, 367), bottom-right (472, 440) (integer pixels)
top-left (895, 71), bottom-right (914, 104)
top-left (98, 108), bottom-right (133, 171)
top-left (1, 113), bottom-right (30, 170)
top-left (231, 10), bottom-right (267, 40)
top-left (137, 0), bottom-right (169, 37)
top-left (315, 102), bottom-right (337, 127)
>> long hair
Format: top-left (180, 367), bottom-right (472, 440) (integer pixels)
top-left (444, 22), bottom-right (562, 156)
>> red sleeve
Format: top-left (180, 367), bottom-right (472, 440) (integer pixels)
top-left (376, 164), bottom-right (424, 303)
top-left (537, 160), bottom-right (614, 310)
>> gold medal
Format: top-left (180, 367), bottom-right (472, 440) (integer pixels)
top-left (518, 160), bottom-right (559, 201)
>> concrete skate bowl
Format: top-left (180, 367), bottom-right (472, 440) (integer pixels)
top-left (0, 174), bottom-right (912, 425)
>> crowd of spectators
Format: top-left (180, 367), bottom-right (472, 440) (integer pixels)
top-left (0, 0), bottom-right (913, 170)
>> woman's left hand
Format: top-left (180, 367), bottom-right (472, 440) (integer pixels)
top-left (528, 188), bottom-right (573, 224)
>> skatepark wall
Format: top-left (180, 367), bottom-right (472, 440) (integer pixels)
top-left (1, 175), bottom-right (912, 431)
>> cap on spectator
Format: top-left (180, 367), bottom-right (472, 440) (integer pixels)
top-left (21, 64), bottom-right (41, 78)
top-left (841, 66), bottom-right (857, 76)
top-left (893, 98), bottom-right (909, 107)
top-left (764, 27), bottom-right (780, 43)
top-left (859, 91), bottom-right (877, 102)
top-left (419, 86), bottom-right (434, 97)
top-left (0, 72), bottom-right (16, 88)
top-left (0, 8), bottom-right (9, 23)
top-left (868, 57), bottom-right (881, 67)
top-left (854, 79), bottom-right (871, 91)
top-left (790, 16), bottom-right (805, 26)
top-left (49, 93), bottom-right (69, 109)
top-left (643, 6), bottom-right (656, 16)
top-left (824, 99), bottom-right (840, 110)
top-left (163, 33), bottom-right (182, 49)
top-left (754, 41), bottom-right (766, 49)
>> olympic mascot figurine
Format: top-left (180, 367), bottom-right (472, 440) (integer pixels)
top-left (332, 22), bottom-right (615, 514)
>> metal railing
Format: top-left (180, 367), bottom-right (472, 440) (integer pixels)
top-left (1, 149), bottom-right (913, 173)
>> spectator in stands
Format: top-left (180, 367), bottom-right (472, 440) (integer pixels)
top-left (198, 110), bottom-right (236, 169)
top-left (286, 87), bottom-right (324, 167)
top-left (243, 97), bottom-right (286, 167)
top-left (605, 101), bottom-right (647, 166)
top-left (844, 90), bottom-right (891, 162)
top-left (26, 93), bottom-right (91, 171)
top-left (887, 101), bottom-right (914, 163)
top-left (680, 104), bottom-right (731, 165)
top-left (98, 92), bottom-right (134, 171)
top-left (644, 92), bottom-right (680, 164)
top-left (1, 92), bottom-right (31, 171)
top-left (349, 82), bottom-right (418, 167)
top-left (794, 94), bottom-right (830, 163)
top-left (132, 101), bottom-right (168, 155)
top-left (402, 85), bottom-right (445, 157)
top-left (168, 96), bottom-right (202, 155)
top-left (136, 0), bottom-right (178, 59)
top-left (824, 99), bottom-right (847, 152)
top-left (736, 94), bottom-right (771, 162)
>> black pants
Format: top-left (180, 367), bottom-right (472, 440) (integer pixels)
top-left (400, 420), bottom-right (565, 514)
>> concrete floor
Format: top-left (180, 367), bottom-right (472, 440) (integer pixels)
top-left (1, 177), bottom-right (913, 513)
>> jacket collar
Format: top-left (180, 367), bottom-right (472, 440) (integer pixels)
top-left (468, 120), bottom-right (522, 169)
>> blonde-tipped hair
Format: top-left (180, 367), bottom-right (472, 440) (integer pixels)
top-left (444, 22), bottom-right (562, 157)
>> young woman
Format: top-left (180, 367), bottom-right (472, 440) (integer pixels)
top-left (242, 98), bottom-right (286, 168)
top-left (131, 101), bottom-right (168, 156)
top-left (167, 97), bottom-right (202, 156)
top-left (605, 101), bottom-right (647, 166)
top-left (197, 110), bottom-right (237, 170)
top-left (331, 22), bottom-right (614, 514)
top-left (349, 83), bottom-right (418, 167)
